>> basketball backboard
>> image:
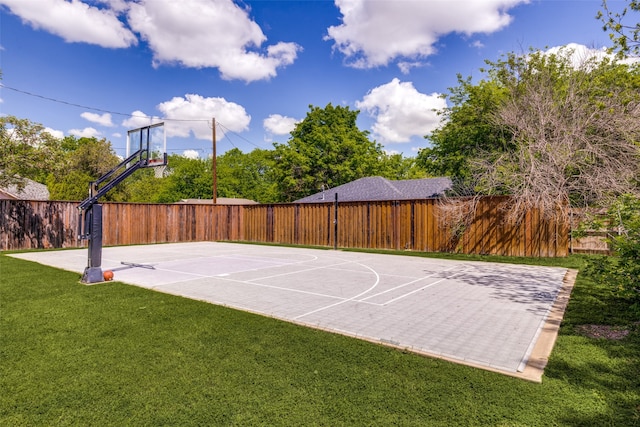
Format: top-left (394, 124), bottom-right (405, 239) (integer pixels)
top-left (126, 122), bottom-right (167, 167)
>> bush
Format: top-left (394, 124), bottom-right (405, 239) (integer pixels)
top-left (584, 195), bottom-right (640, 314)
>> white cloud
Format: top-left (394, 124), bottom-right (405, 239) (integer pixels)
top-left (0, 0), bottom-right (137, 48)
top-left (545, 43), bottom-right (640, 67)
top-left (263, 114), bottom-right (298, 135)
top-left (156, 94), bottom-right (251, 141)
top-left (326, 0), bottom-right (527, 70)
top-left (1, 0), bottom-right (299, 82)
top-left (126, 0), bottom-right (301, 82)
top-left (44, 127), bottom-right (64, 139)
top-left (69, 127), bottom-right (101, 138)
top-left (182, 149), bottom-right (200, 159)
top-left (81, 112), bottom-right (114, 127)
top-left (356, 78), bottom-right (446, 143)
top-left (120, 96), bottom-right (250, 144)
top-left (397, 61), bottom-right (425, 75)
top-left (121, 110), bottom-right (162, 130)
top-left (96, 0), bottom-right (128, 13)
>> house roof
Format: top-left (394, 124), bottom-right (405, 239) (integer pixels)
top-left (0, 178), bottom-right (50, 200)
top-left (295, 176), bottom-right (452, 203)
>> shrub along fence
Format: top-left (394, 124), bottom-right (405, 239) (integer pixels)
top-left (1, 197), bottom-right (568, 257)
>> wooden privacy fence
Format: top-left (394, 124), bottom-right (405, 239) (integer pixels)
top-left (1, 197), bottom-right (568, 257)
top-left (0, 200), bottom-right (242, 250)
top-left (243, 197), bottom-right (568, 257)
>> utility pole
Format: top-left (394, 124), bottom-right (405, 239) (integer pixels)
top-left (212, 117), bottom-right (217, 204)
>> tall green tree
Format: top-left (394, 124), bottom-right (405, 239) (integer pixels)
top-left (272, 104), bottom-right (385, 201)
top-left (0, 115), bottom-right (62, 189)
top-left (379, 153), bottom-right (426, 180)
top-left (47, 136), bottom-right (121, 201)
top-left (417, 47), bottom-right (640, 217)
top-left (217, 148), bottom-right (278, 203)
top-left (155, 155), bottom-right (213, 203)
top-left (415, 76), bottom-right (510, 182)
top-left (123, 167), bottom-right (168, 203)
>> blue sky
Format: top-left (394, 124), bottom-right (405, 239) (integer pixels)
top-left (0, 0), bottom-right (625, 159)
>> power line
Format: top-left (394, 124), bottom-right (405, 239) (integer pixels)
top-left (1, 83), bottom-right (267, 149)
top-left (217, 121), bottom-right (263, 149)
top-left (0, 83), bottom-right (209, 122)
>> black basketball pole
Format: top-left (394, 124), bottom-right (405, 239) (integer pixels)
top-left (212, 117), bottom-right (217, 204)
top-left (81, 204), bottom-right (104, 283)
top-left (334, 193), bottom-right (338, 250)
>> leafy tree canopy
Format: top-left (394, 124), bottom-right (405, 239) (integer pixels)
top-left (429, 46), bottom-right (640, 221)
top-left (217, 148), bottom-right (279, 203)
top-left (47, 136), bottom-right (122, 201)
top-left (154, 155), bottom-right (213, 203)
top-left (598, 0), bottom-right (640, 56)
top-left (272, 104), bottom-right (386, 201)
top-left (379, 153), bottom-right (427, 181)
top-left (484, 48), bottom-right (640, 216)
top-left (0, 115), bottom-right (62, 189)
top-left (416, 75), bottom-right (511, 181)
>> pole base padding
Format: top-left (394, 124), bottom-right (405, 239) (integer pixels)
top-left (81, 267), bottom-right (104, 284)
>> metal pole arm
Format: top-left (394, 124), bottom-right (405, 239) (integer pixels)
top-left (78, 149), bottom-right (146, 212)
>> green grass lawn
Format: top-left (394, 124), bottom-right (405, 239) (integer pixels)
top-left (1, 251), bottom-right (639, 426)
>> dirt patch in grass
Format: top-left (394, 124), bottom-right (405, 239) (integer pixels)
top-left (576, 324), bottom-right (632, 340)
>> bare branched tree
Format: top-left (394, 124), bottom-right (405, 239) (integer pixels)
top-left (472, 49), bottom-right (640, 222)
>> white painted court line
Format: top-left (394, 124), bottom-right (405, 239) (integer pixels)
top-left (219, 253), bottom-right (318, 266)
top-left (196, 275), bottom-right (346, 301)
top-left (380, 271), bottom-right (465, 305)
top-left (293, 260), bottom-right (381, 320)
top-left (359, 265), bottom-right (460, 303)
top-left (244, 260), bottom-right (359, 282)
top-left (6, 243), bottom-right (571, 381)
top-left (118, 255), bottom-right (313, 287)
top-left (148, 256), bottom-right (365, 301)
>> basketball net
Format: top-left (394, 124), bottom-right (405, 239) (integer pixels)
top-left (154, 165), bottom-right (167, 178)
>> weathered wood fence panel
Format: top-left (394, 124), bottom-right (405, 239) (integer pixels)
top-left (240, 197), bottom-right (568, 257)
top-left (0, 200), bottom-right (79, 250)
top-left (1, 197), bottom-right (569, 256)
top-left (0, 200), bottom-right (242, 250)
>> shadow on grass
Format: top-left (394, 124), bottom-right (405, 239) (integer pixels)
top-left (544, 270), bottom-right (640, 426)
top-left (545, 335), bottom-right (640, 425)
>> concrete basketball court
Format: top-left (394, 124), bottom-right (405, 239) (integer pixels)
top-left (9, 242), bottom-right (575, 382)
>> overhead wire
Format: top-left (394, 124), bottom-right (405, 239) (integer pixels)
top-left (1, 83), bottom-right (270, 152)
top-left (0, 83), bottom-right (209, 122)
top-left (216, 121), bottom-right (264, 150)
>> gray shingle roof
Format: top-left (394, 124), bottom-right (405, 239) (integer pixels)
top-left (0, 178), bottom-right (50, 200)
top-left (295, 176), bottom-right (452, 203)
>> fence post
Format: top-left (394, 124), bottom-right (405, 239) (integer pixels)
top-left (334, 193), bottom-right (338, 250)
